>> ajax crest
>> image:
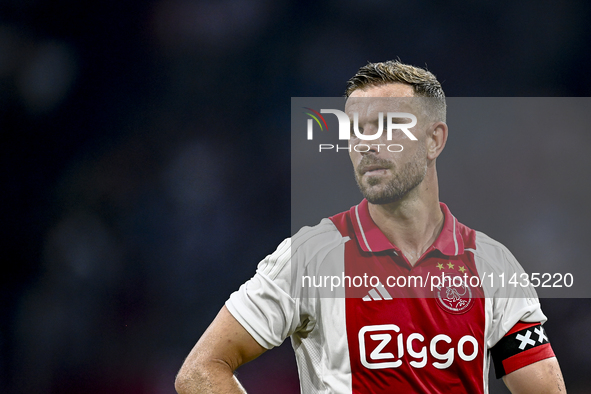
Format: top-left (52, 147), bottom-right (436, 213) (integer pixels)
top-left (435, 275), bottom-right (474, 314)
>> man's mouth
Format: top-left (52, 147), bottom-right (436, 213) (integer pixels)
top-left (360, 165), bottom-right (390, 175)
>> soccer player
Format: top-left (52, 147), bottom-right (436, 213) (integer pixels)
top-left (175, 61), bottom-right (566, 393)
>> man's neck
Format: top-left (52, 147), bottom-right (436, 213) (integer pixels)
top-left (367, 189), bottom-right (444, 267)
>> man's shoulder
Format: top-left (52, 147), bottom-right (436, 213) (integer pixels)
top-left (467, 229), bottom-right (523, 272)
top-left (448, 210), bottom-right (510, 256)
top-left (291, 211), bottom-right (351, 254)
top-left (255, 214), bottom-right (350, 280)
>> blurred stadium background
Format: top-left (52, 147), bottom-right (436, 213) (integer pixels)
top-left (2, 0), bottom-right (591, 393)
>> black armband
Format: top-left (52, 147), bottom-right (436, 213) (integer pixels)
top-left (491, 323), bottom-right (554, 378)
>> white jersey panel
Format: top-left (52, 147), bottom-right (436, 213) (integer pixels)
top-left (226, 218), bottom-right (353, 393)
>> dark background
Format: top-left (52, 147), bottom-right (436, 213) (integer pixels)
top-left (2, 0), bottom-right (590, 393)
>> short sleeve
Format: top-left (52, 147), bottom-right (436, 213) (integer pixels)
top-left (225, 238), bottom-right (301, 349)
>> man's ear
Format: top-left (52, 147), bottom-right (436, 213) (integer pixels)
top-left (427, 121), bottom-right (448, 161)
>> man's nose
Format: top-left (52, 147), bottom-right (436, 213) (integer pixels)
top-left (360, 142), bottom-right (380, 156)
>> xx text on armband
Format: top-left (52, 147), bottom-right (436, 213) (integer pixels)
top-left (491, 322), bottom-right (555, 379)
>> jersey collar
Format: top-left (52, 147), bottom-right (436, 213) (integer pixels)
top-left (350, 199), bottom-right (464, 256)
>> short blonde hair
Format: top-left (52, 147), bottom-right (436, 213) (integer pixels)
top-left (346, 60), bottom-right (446, 122)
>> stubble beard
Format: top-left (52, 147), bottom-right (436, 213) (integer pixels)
top-left (354, 143), bottom-right (428, 205)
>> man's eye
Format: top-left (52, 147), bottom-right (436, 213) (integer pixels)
top-left (350, 127), bottom-right (362, 136)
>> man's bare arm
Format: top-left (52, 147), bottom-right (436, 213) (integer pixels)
top-left (503, 357), bottom-right (566, 394)
top-left (175, 306), bottom-right (267, 394)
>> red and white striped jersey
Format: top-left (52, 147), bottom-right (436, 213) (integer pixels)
top-left (226, 200), bottom-right (554, 393)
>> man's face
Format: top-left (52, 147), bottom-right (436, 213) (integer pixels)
top-left (346, 83), bottom-right (429, 205)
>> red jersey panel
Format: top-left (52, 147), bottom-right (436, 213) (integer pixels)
top-left (331, 200), bottom-right (485, 393)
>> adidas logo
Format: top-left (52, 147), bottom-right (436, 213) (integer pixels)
top-left (362, 282), bottom-right (392, 301)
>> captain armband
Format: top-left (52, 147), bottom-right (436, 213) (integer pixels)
top-left (490, 322), bottom-right (555, 378)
